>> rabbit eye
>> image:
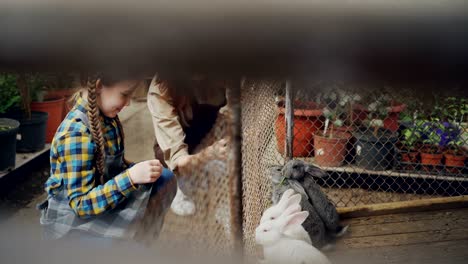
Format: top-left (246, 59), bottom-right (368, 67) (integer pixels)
top-left (270, 217), bottom-right (275, 220)
top-left (263, 229), bottom-right (268, 232)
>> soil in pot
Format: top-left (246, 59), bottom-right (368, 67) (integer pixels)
top-left (0, 118), bottom-right (20, 171)
top-left (354, 128), bottom-right (398, 171)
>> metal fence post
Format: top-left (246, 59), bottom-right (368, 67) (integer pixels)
top-left (285, 80), bottom-right (294, 161)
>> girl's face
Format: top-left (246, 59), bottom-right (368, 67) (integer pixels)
top-left (96, 79), bottom-right (140, 118)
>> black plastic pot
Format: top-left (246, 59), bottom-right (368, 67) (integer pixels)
top-left (354, 128), bottom-right (398, 171)
top-left (0, 118), bottom-right (20, 171)
top-left (10, 111), bottom-right (49, 153)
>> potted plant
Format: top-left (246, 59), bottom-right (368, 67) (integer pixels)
top-left (28, 73), bottom-right (65, 143)
top-left (313, 88), bottom-right (355, 167)
top-left (275, 97), bottom-right (325, 157)
top-left (362, 90), bottom-right (407, 132)
top-left (354, 97), bottom-right (398, 171)
top-left (43, 73), bottom-right (77, 119)
top-left (9, 73), bottom-right (49, 153)
top-left (419, 120), bottom-right (445, 173)
top-left (396, 98), bottom-right (424, 171)
top-left (398, 126), bottom-right (422, 171)
top-left (444, 131), bottom-right (467, 174)
top-left (0, 74), bottom-right (21, 171)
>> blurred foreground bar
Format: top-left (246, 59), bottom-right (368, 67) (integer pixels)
top-left (1, 1), bottom-right (468, 82)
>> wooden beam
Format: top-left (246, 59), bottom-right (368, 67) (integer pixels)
top-left (338, 195), bottom-right (468, 218)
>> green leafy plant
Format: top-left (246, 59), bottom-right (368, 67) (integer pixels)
top-left (400, 126), bottom-right (422, 151)
top-left (442, 97), bottom-right (468, 125)
top-left (0, 74), bottom-right (21, 114)
top-left (317, 86), bottom-right (361, 138)
top-left (419, 120), bottom-right (445, 154)
top-left (363, 93), bottom-right (393, 137)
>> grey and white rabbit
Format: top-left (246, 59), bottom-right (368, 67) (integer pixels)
top-left (268, 165), bottom-right (328, 248)
top-left (282, 160), bottom-right (348, 239)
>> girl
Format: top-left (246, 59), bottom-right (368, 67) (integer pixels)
top-left (39, 73), bottom-right (177, 242)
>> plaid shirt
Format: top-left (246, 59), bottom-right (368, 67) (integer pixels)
top-left (45, 96), bottom-right (137, 219)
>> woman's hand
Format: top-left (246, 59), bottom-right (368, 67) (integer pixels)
top-left (176, 138), bottom-right (229, 170)
top-left (208, 138), bottom-right (229, 159)
top-left (128, 159), bottom-right (162, 184)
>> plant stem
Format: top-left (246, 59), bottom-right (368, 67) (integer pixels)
top-left (324, 118), bottom-right (329, 136)
top-left (373, 126), bottom-right (378, 137)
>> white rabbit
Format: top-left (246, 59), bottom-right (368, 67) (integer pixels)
top-left (256, 211), bottom-right (332, 264)
top-left (260, 189), bottom-right (313, 245)
top-left (260, 189), bottom-right (300, 223)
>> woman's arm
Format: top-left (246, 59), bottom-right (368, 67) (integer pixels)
top-left (147, 76), bottom-right (190, 171)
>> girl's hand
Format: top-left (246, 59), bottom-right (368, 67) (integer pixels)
top-left (128, 159), bottom-right (162, 184)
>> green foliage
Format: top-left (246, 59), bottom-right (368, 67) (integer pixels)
top-left (400, 127), bottom-right (422, 150)
top-left (0, 74), bottom-right (21, 114)
top-left (442, 97), bottom-right (468, 124)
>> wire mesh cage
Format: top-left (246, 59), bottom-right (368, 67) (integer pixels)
top-left (135, 83), bottom-right (243, 257)
top-left (241, 80), bottom-right (468, 260)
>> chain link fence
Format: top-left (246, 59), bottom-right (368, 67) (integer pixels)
top-left (241, 80), bottom-right (468, 260)
top-left (137, 85), bottom-right (243, 258)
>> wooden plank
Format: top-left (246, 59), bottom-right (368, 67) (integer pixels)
top-left (338, 195), bottom-right (468, 218)
top-left (339, 227), bottom-right (468, 248)
top-left (346, 215), bottom-right (468, 238)
top-left (343, 208), bottom-right (468, 227)
top-left (328, 239), bottom-right (468, 264)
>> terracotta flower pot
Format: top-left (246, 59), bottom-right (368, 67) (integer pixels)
top-left (275, 100), bottom-right (324, 157)
top-left (420, 151), bottom-right (443, 173)
top-left (444, 152), bottom-right (466, 174)
top-left (334, 125), bottom-right (355, 164)
top-left (400, 150), bottom-right (420, 171)
top-left (45, 88), bottom-right (76, 119)
top-left (384, 103), bottom-right (407, 132)
top-left (314, 131), bottom-right (348, 167)
top-left (31, 97), bottom-right (65, 143)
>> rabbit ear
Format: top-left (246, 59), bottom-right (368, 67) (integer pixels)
top-left (278, 189), bottom-right (295, 207)
top-left (305, 164), bottom-right (327, 178)
top-left (286, 193), bottom-right (302, 208)
top-left (280, 203), bottom-right (301, 218)
top-left (281, 211), bottom-right (309, 231)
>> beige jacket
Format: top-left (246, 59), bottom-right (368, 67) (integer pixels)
top-left (147, 75), bottom-right (226, 171)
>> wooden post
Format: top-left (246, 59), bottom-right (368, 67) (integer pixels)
top-left (226, 79), bottom-right (244, 257)
top-left (285, 81), bottom-right (294, 161)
